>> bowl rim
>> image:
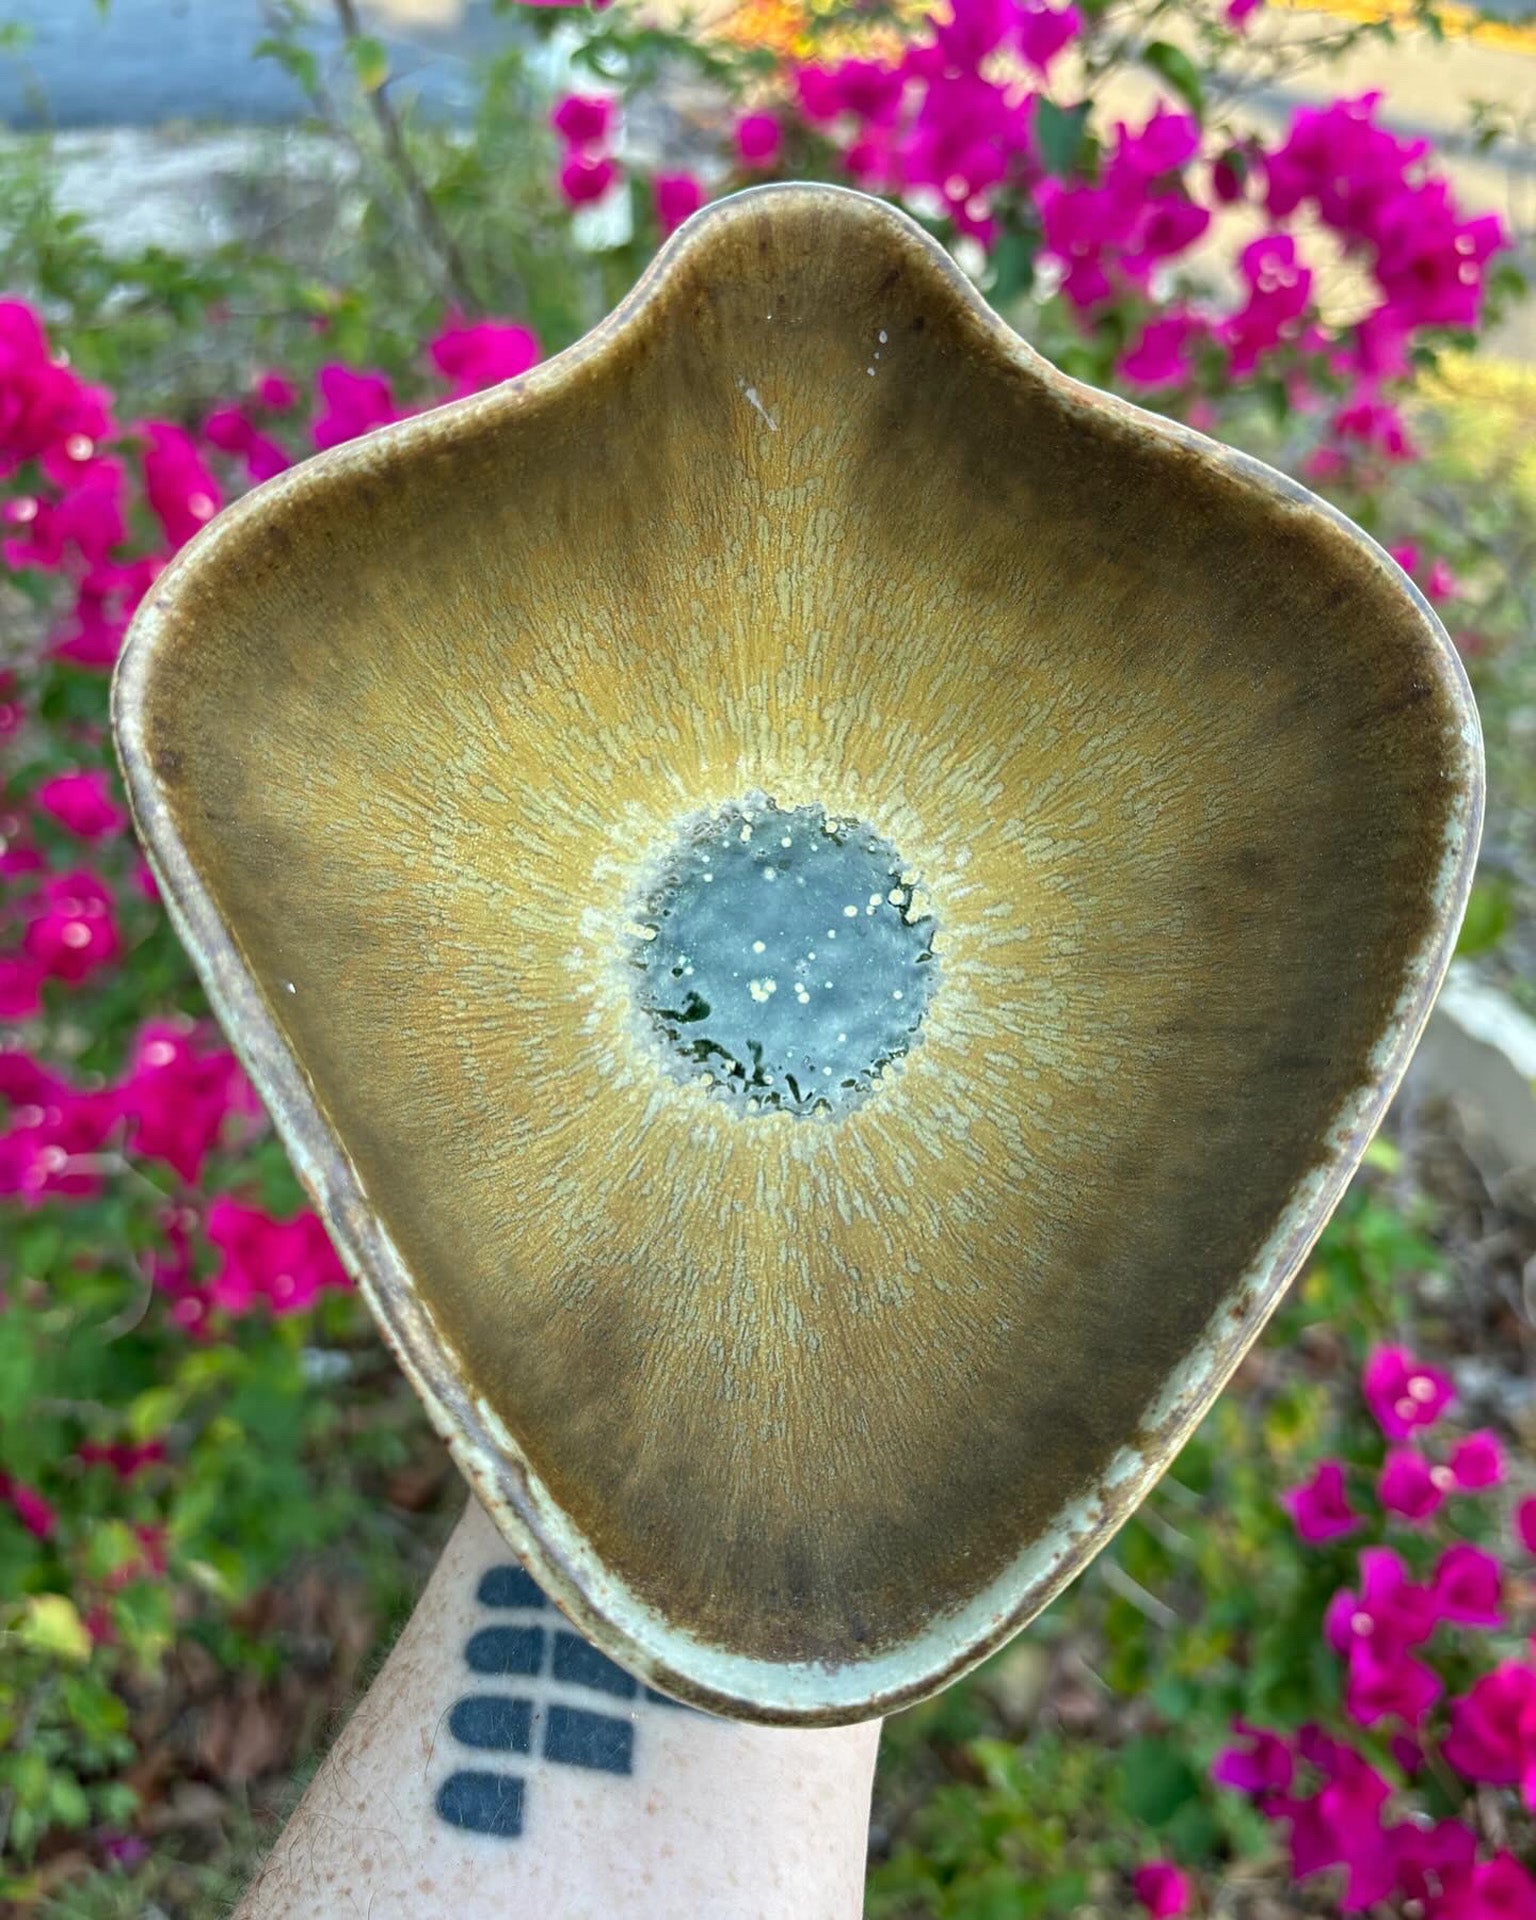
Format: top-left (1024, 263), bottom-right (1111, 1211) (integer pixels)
top-left (111, 180), bottom-right (1485, 1724)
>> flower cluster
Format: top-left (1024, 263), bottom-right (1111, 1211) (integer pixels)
top-left (0, 302), bottom-right (550, 1720)
top-left (0, 2), bottom-right (1517, 1873)
top-left (0, 1017), bottom-right (345, 1317)
top-left (778, 0), bottom-right (1507, 487)
top-left (552, 89), bottom-right (621, 208)
top-left (1213, 1347), bottom-right (1536, 1915)
top-left (549, 86), bottom-right (715, 238)
top-left (1, 303), bottom-right (542, 690)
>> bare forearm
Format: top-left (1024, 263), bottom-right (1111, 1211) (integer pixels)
top-left (234, 1497), bottom-right (882, 1919)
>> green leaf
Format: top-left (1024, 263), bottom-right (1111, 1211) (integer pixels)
top-left (1362, 1132), bottom-right (1403, 1174)
top-left (1141, 40), bottom-right (1205, 118)
top-left (349, 34), bottom-right (390, 95)
top-left (254, 35), bottom-right (320, 97)
top-left (986, 227), bottom-right (1040, 305)
top-left (1456, 874), bottom-right (1514, 956)
top-left (1117, 1736), bottom-right (1201, 1826)
top-left (1034, 98), bottom-right (1092, 179)
top-left (47, 1772), bottom-right (90, 1829)
top-left (17, 1595), bottom-right (93, 1664)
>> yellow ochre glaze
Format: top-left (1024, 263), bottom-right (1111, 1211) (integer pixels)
top-left (113, 185), bottom-right (1480, 1717)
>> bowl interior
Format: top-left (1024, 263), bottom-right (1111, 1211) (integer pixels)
top-left (120, 190), bottom-right (1476, 1687)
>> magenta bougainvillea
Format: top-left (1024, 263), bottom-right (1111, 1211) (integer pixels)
top-left (1212, 1352), bottom-right (1536, 1916)
top-left (0, 309), bottom-right (543, 1402)
top-left (0, 0), bottom-right (1521, 1884)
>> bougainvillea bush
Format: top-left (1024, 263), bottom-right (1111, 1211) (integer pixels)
top-left (0, 0), bottom-right (1529, 1908)
top-left (859, 1168), bottom-right (1536, 1918)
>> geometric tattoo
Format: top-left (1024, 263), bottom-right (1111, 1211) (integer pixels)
top-left (435, 1564), bottom-right (694, 1837)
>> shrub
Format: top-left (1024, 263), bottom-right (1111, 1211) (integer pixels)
top-left (0, 0), bottom-right (1526, 1902)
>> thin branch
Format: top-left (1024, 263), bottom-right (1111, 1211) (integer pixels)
top-left (1098, 1556), bottom-right (1184, 1628)
top-left (330, 0), bottom-right (484, 315)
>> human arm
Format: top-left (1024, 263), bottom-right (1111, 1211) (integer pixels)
top-left (233, 1492), bottom-right (882, 1919)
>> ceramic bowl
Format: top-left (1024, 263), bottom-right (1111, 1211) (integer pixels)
top-left (112, 183), bottom-right (1482, 1724)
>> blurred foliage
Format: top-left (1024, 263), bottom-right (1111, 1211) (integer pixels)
top-left (0, 0), bottom-right (1531, 1912)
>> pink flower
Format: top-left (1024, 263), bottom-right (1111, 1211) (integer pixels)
top-left (1443, 1663), bottom-right (1536, 1804)
top-left (77, 1439), bottom-right (165, 1480)
top-left (1282, 1458), bottom-right (1361, 1543)
top-left (1426, 558), bottom-right (1460, 603)
top-left (893, 70), bottom-right (1033, 240)
top-left (1225, 0), bottom-right (1263, 23)
top-left (99, 1832), bottom-right (148, 1870)
top-left (254, 371), bottom-right (299, 412)
top-left (926, 0), bottom-right (1017, 68)
top-left (1517, 1497), bottom-right (1536, 1555)
top-left (312, 365), bottom-right (400, 452)
top-left (551, 93), bottom-right (615, 149)
top-left (204, 1197), bottom-right (352, 1316)
top-left (22, 870), bottom-right (119, 985)
top-left (1439, 1851), bottom-right (1536, 1920)
top-left (1345, 1641), bottom-right (1442, 1730)
top-left (0, 299), bottom-right (112, 478)
top-left (1271, 1732), bottom-right (1394, 1908)
top-left (654, 172), bottom-right (706, 237)
top-left (1325, 1548), bottom-right (1438, 1658)
top-left (0, 1049), bottom-right (64, 1105)
top-left (1362, 1346), bottom-right (1454, 1440)
top-left (0, 1478), bottom-right (57, 1540)
top-left (1264, 94), bottom-right (1427, 234)
top-left (1220, 234), bottom-right (1313, 373)
top-left (429, 319), bottom-right (539, 397)
top-left (0, 957), bottom-right (43, 1020)
top-left (141, 422), bottom-right (222, 548)
top-left (1379, 1447), bottom-right (1450, 1523)
top-left (1321, 1552), bottom-right (1443, 1731)
top-left (34, 768), bottom-right (128, 841)
top-left (1392, 1820), bottom-right (1477, 1910)
top-left (1015, 0), bottom-right (1081, 74)
top-left (1131, 1862), bottom-right (1189, 1918)
top-left (3, 459), bottom-right (126, 571)
top-left (1261, 93), bottom-right (1508, 335)
top-left (735, 111), bottom-right (783, 170)
top-left (1211, 1721), bottom-right (1294, 1796)
top-left (1388, 541), bottom-right (1420, 573)
top-left (1332, 390), bottom-right (1414, 462)
top-left (1433, 1543), bottom-right (1503, 1627)
top-left (52, 557), bottom-right (162, 671)
top-left (117, 1018), bottom-right (262, 1183)
top-left (1119, 313), bottom-right (1201, 390)
top-left (1449, 1429), bottom-right (1504, 1489)
top-left (203, 404), bottom-right (291, 483)
top-left (0, 1074), bottom-right (120, 1204)
top-left (1115, 106), bottom-right (1202, 180)
top-left (1373, 191), bottom-right (1506, 331)
top-left (794, 58), bottom-right (906, 128)
top-left (1304, 445), bottom-right (1351, 484)
top-left (1210, 152), bottom-right (1247, 204)
top-left (559, 153), bottom-right (620, 207)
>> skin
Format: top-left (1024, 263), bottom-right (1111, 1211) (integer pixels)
top-left (232, 1492), bottom-right (883, 1920)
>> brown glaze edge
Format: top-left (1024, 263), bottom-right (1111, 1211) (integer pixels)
top-left (110, 183), bottom-right (1484, 1725)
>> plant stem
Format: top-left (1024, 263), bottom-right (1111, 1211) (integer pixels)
top-left (330, 0), bottom-right (484, 316)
